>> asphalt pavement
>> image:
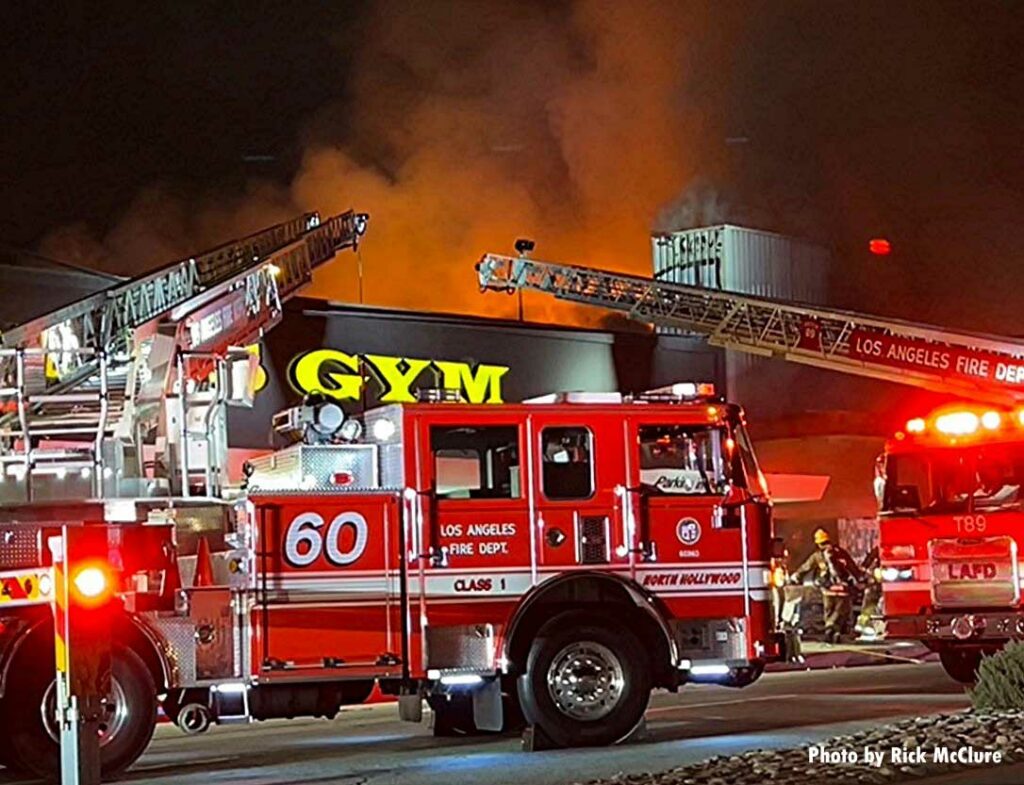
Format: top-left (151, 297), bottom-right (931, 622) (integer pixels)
top-left (0, 661), bottom-right (968, 785)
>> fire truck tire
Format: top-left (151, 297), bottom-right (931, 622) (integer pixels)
top-left (518, 613), bottom-right (651, 748)
top-left (6, 643), bottom-right (157, 779)
top-left (939, 647), bottom-right (985, 684)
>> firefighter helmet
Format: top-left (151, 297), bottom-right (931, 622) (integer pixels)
top-left (813, 528), bottom-right (831, 545)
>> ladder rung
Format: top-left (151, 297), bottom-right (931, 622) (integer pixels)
top-left (28, 448), bottom-right (93, 460)
top-left (28, 461), bottom-right (96, 470)
top-left (33, 409), bottom-right (117, 421)
top-left (28, 421), bottom-right (108, 433)
top-left (29, 460), bottom-right (96, 466)
top-left (9, 426), bottom-right (104, 436)
top-left (30, 392), bottom-right (103, 404)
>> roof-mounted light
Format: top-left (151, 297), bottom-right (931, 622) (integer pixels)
top-left (981, 411), bottom-right (1002, 430)
top-left (935, 411), bottom-right (979, 436)
top-left (638, 382), bottom-right (717, 403)
top-left (669, 382), bottom-right (715, 398)
top-left (905, 418), bottom-right (926, 434)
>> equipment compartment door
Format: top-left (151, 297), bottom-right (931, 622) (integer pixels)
top-left (256, 494), bottom-right (403, 675)
top-left (529, 415), bottom-right (628, 572)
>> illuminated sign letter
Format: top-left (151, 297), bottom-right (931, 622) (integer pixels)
top-left (432, 360), bottom-right (508, 404)
top-left (362, 354), bottom-right (432, 403)
top-left (289, 349), bottom-right (364, 401)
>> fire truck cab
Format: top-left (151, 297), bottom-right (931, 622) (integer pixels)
top-left (878, 403), bottom-right (1024, 683)
top-left (0, 384), bottom-right (782, 776)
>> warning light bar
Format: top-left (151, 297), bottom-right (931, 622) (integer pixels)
top-left (636, 382), bottom-right (719, 404)
top-left (670, 382), bottom-right (715, 398)
top-left (901, 406), bottom-right (1024, 440)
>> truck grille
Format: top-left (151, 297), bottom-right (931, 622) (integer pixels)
top-left (578, 516), bottom-right (609, 564)
top-left (0, 526), bottom-right (42, 569)
top-left (930, 536), bottom-right (1019, 608)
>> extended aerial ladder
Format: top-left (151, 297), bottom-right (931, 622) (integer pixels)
top-left (477, 249), bottom-right (1024, 406)
top-left (0, 209), bottom-right (367, 502)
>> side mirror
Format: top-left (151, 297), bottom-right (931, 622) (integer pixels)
top-left (720, 483), bottom-right (748, 510)
top-left (714, 485), bottom-right (747, 529)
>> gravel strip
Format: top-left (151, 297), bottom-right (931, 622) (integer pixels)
top-left (575, 710), bottom-right (1024, 785)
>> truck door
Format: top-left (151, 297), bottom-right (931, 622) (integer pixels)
top-left (255, 493), bottom-right (404, 678)
top-left (530, 418), bottom-right (629, 574)
top-left (624, 417), bottom-right (753, 609)
top-left (418, 419), bottom-right (532, 600)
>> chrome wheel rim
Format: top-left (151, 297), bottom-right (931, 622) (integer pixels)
top-left (42, 677), bottom-right (130, 747)
top-left (546, 640), bottom-right (625, 721)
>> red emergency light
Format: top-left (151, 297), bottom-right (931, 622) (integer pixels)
top-left (869, 238), bottom-right (891, 256)
top-left (70, 562), bottom-right (114, 608)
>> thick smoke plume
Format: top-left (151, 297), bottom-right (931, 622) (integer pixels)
top-left (295, 1), bottom-right (713, 321)
top-left (44, 2), bottom-right (712, 325)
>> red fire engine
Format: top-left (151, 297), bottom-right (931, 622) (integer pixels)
top-left (877, 404), bottom-right (1024, 683)
top-left (475, 242), bottom-right (1024, 686)
top-left (0, 215), bottom-right (784, 778)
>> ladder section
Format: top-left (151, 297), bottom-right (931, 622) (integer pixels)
top-left (2, 213), bottom-right (318, 356)
top-left (477, 252), bottom-right (1024, 405)
top-left (0, 210), bottom-right (368, 501)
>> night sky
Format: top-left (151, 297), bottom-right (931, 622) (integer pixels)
top-left (1, 2), bottom-right (1021, 332)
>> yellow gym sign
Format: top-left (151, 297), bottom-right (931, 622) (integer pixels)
top-left (288, 349), bottom-right (509, 404)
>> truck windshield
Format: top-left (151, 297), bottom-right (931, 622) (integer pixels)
top-left (883, 445), bottom-right (1024, 514)
top-left (638, 425), bottom-right (730, 495)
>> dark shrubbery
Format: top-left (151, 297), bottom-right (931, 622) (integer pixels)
top-left (971, 641), bottom-right (1024, 710)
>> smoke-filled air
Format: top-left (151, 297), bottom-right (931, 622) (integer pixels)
top-left (41, 2), bottom-right (715, 325)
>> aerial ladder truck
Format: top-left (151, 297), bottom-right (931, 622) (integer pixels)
top-left (477, 243), bottom-right (1024, 684)
top-left (0, 209), bottom-right (367, 778)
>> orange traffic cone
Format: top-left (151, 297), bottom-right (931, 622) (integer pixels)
top-left (193, 537), bottom-right (215, 588)
top-left (161, 545), bottom-right (183, 602)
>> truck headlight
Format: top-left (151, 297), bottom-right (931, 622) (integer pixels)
top-left (881, 567), bottom-right (914, 582)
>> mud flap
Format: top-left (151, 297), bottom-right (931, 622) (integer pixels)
top-left (398, 693), bottom-right (423, 723)
top-left (472, 678), bottom-right (503, 732)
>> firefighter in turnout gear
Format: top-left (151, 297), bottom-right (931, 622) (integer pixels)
top-left (855, 546), bottom-right (885, 640)
top-left (790, 528), bottom-right (863, 643)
